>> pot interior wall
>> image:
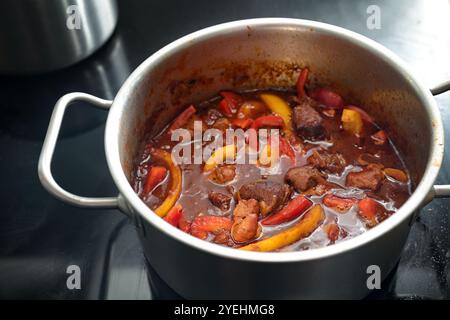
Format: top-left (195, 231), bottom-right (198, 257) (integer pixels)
top-left (117, 23), bottom-right (432, 187)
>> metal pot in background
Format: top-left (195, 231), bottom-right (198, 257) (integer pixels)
top-left (0, 0), bottom-right (118, 75)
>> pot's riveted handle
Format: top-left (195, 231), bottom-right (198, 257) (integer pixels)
top-left (432, 185), bottom-right (450, 198)
top-left (431, 80), bottom-right (450, 96)
top-left (431, 81), bottom-right (450, 198)
top-left (38, 92), bottom-right (119, 209)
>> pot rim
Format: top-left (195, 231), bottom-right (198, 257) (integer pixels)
top-left (105, 18), bottom-right (444, 263)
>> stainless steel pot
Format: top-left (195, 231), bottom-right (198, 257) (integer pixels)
top-left (0, 0), bottom-right (118, 74)
top-left (38, 19), bottom-right (450, 299)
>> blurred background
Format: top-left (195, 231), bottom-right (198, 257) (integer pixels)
top-left (0, 0), bottom-right (449, 299)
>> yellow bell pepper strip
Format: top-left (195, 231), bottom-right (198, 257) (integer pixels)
top-left (239, 204), bottom-right (325, 252)
top-left (150, 148), bottom-right (182, 217)
top-left (383, 168), bottom-right (408, 183)
top-left (341, 108), bottom-right (363, 136)
top-left (258, 144), bottom-right (279, 167)
top-left (203, 144), bottom-right (236, 172)
top-left (347, 105), bottom-right (373, 123)
top-left (259, 93), bottom-right (293, 133)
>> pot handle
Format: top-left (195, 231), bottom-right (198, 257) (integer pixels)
top-left (430, 80), bottom-right (450, 95)
top-left (38, 92), bottom-right (119, 208)
top-left (431, 81), bottom-right (450, 197)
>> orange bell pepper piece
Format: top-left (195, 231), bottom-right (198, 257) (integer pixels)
top-left (150, 148), bottom-right (182, 217)
top-left (240, 204), bottom-right (325, 252)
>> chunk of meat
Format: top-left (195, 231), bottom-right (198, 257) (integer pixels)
top-left (346, 164), bottom-right (384, 191)
top-left (383, 168), bottom-right (408, 183)
top-left (203, 109), bottom-right (223, 126)
top-left (233, 199), bottom-right (259, 219)
top-left (238, 181), bottom-right (292, 216)
top-left (292, 98), bottom-right (325, 140)
top-left (184, 114), bottom-right (205, 135)
top-left (208, 165), bottom-right (236, 184)
top-left (324, 223), bottom-right (340, 242)
top-left (302, 182), bottom-right (338, 197)
top-left (307, 149), bottom-right (346, 174)
top-left (208, 191), bottom-right (232, 211)
top-left (213, 230), bottom-right (235, 246)
top-left (231, 199), bottom-right (260, 243)
top-left (286, 95), bottom-right (301, 108)
top-left (285, 165), bottom-right (327, 192)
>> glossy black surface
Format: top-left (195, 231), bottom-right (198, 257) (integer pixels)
top-left (0, 0), bottom-right (449, 299)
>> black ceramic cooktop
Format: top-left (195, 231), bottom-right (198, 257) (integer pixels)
top-left (1, 0), bottom-right (450, 299)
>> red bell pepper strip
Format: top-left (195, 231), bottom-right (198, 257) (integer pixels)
top-left (308, 88), bottom-right (344, 109)
top-left (190, 215), bottom-right (233, 240)
top-left (178, 216), bottom-right (191, 233)
top-left (279, 136), bottom-right (296, 163)
top-left (264, 135), bottom-right (295, 163)
top-left (251, 115), bottom-right (284, 130)
top-left (218, 91), bottom-right (242, 117)
top-left (347, 105), bottom-right (374, 123)
top-left (249, 132), bottom-right (295, 161)
top-left (296, 68), bottom-right (309, 99)
top-left (371, 130), bottom-right (387, 145)
top-left (164, 204), bottom-right (183, 227)
top-left (246, 128), bottom-right (259, 151)
top-left (143, 166), bottom-right (167, 195)
top-left (323, 194), bottom-right (357, 213)
top-left (262, 195), bottom-right (312, 226)
top-left (358, 197), bottom-right (381, 226)
top-left (168, 105), bottom-right (196, 133)
top-left (221, 91), bottom-right (242, 106)
top-left (218, 99), bottom-right (233, 117)
top-left (231, 118), bottom-right (253, 129)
